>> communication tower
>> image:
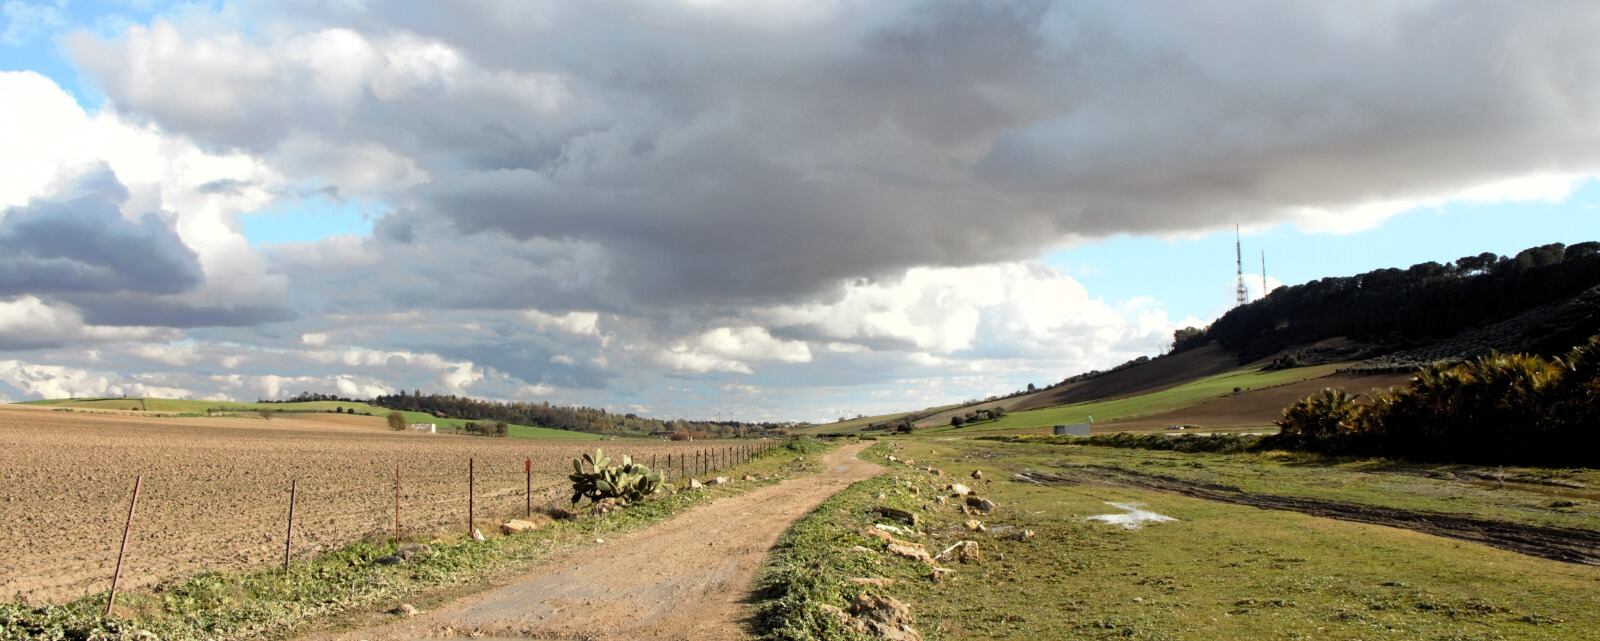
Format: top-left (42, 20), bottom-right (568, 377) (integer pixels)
top-left (1235, 225), bottom-right (1249, 307)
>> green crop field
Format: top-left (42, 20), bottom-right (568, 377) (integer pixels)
top-left (920, 363), bottom-right (1344, 435)
top-left (17, 398), bottom-right (604, 440)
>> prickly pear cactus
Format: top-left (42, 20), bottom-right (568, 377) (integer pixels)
top-left (569, 449), bottom-right (664, 505)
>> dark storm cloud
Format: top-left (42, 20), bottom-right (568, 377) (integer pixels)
top-left (67, 0), bottom-right (1600, 310)
top-left (0, 166), bottom-right (204, 297)
top-left (65, 296), bottom-right (298, 328)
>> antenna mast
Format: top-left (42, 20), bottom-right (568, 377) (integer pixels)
top-left (1260, 250), bottom-right (1268, 298)
top-left (1234, 225), bottom-right (1248, 307)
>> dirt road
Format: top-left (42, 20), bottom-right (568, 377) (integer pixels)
top-left (308, 441), bottom-right (882, 641)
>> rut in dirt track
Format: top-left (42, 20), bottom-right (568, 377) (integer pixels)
top-left (305, 442), bottom-right (883, 641)
top-left (1015, 466), bottom-right (1600, 566)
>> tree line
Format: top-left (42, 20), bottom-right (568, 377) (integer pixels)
top-left (1174, 241), bottom-right (1600, 361)
top-left (370, 390), bottom-right (788, 438)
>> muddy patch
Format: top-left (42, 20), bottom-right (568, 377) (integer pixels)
top-left (1086, 502), bottom-right (1177, 530)
top-left (1017, 467), bottom-right (1600, 565)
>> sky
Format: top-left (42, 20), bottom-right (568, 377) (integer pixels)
top-left (0, 1), bottom-right (1596, 423)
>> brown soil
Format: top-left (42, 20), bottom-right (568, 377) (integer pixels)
top-left (1101, 372), bottom-right (1410, 432)
top-left (1016, 466), bottom-right (1600, 566)
top-left (305, 443), bottom-right (883, 641)
top-left (1010, 343), bottom-right (1240, 412)
top-left (0, 405), bottom-right (732, 603)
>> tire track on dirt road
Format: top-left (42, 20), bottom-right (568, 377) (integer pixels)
top-left (306, 442), bottom-right (883, 641)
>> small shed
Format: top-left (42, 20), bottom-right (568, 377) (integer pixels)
top-left (407, 423), bottom-right (437, 434)
top-left (1052, 423), bottom-right (1091, 436)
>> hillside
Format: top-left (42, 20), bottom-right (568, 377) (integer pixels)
top-left (1182, 241), bottom-right (1600, 362)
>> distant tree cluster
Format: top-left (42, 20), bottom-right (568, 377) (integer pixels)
top-left (260, 391), bottom-right (363, 404)
top-left (371, 390), bottom-right (787, 437)
top-left (949, 406), bottom-right (1005, 427)
top-left (1274, 337), bottom-right (1600, 466)
top-left (1179, 242), bottom-right (1600, 361)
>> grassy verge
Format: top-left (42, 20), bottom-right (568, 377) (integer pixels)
top-left (977, 436), bottom-right (1600, 532)
top-left (756, 439), bottom-right (1600, 640)
top-left (0, 437), bottom-right (839, 641)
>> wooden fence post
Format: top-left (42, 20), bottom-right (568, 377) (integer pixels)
top-left (468, 458), bottom-right (476, 537)
top-left (525, 457), bottom-right (533, 518)
top-left (282, 479), bottom-right (297, 571)
top-left (393, 462), bottom-right (401, 544)
top-left (105, 473), bottom-right (142, 618)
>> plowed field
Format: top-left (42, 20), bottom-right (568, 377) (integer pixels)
top-left (0, 405), bottom-right (734, 603)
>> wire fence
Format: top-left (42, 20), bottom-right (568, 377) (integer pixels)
top-left (1, 439), bottom-right (779, 605)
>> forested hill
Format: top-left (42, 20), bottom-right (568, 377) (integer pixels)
top-left (369, 391), bottom-right (787, 438)
top-left (1174, 241), bottom-right (1600, 362)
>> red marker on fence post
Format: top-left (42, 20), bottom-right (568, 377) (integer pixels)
top-left (282, 479), bottom-right (297, 571)
top-left (105, 473), bottom-right (142, 618)
top-left (468, 458), bottom-right (476, 537)
top-left (524, 457), bottom-right (532, 518)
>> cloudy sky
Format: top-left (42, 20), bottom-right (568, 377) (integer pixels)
top-left (1, 0), bottom-right (1596, 422)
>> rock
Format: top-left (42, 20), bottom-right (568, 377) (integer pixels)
top-left (388, 603), bottom-right (418, 617)
top-left (963, 519), bottom-right (986, 533)
top-left (372, 554), bottom-right (403, 566)
top-left (925, 467), bottom-right (944, 476)
top-left (818, 603), bottom-right (854, 627)
top-left (589, 497), bottom-right (626, 516)
top-left (1550, 500), bottom-right (1579, 508)
top-left (743, 474), bottom-right (758, 481)
top-left (936, 540), bottom-right (981, 564)
top-left (850, 594), bottom-right (924, 641)
top-left (1002, 528), bottom-right (1036, 542)
top-left (875, 505), bottom-right (920, 527)
top-left (934, 496), bottom-right (947, 505)
top-left (904, 459), bottom-right (916, 466)
top-left (887, 455), bottom-right (899, 462)
top-left (875, 523), bottom-right (914, 537)
top-left (470, 528), bottom-right (486, 542)
top-left (965, 496), bottom-right (996, 514)
top-left (689, 478), bottom-right (705, 490)
top-left (850, 545), bottom-right (876, 554)
top-left (849, 577), bottom-right (897, 588)
top-left (946, 483), bottom-right (972, 496)
top-left (928, 567), bottom-right (954, 584)
top-left (887, 541), bottom-right (935, 564)
top-left (395, 543), bottom-right (431, 560)
top-left (971, 469), bottom-right (984, 480)
top-left (500, 518), bottom-right (548, 535)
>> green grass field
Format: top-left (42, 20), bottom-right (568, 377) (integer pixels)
top-left (918, 363), bottom-right (1343, 436)
top-left (758, 440), bottom-right (1600, 641)
top-left (18, 398), bottom-right (604, 440)
top-left (794, 405), bottom-right (963, 435)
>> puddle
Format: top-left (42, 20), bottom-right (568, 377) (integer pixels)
top-left (1085, 502), bottom-right (1177, 530)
